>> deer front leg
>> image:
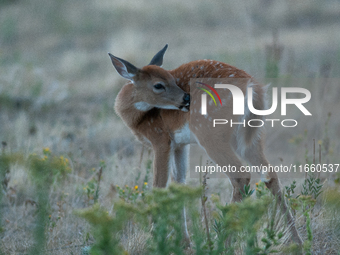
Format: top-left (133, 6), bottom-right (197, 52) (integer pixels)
top-left (152, 141), bottom-right (172, 188)
top-left (152, 141), bottom-right (191, 247)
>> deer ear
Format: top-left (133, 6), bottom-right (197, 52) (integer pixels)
top-left (108, 53), bottom-right (138, 80)
top-left (148, 44), bottom-right (168, 66)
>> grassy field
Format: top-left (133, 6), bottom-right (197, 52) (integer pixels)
top-left (0, 0), bottom-right (340, 254)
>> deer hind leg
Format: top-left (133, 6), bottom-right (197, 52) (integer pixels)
top-left (242, 139), bottom-right (303, 245)
top-left (203, 143), bottom-right (251, 203)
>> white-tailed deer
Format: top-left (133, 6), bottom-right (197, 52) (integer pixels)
top-left (108, 44), bottom-right (302, 245)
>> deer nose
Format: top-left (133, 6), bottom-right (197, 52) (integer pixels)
top-left (183, 93), bottom-right (190, 104)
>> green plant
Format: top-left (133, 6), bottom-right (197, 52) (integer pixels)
top-left (77, 184), bottom-right (202, 255)
top-left (301, 173), bottom-right (323, 200)
top-left (290, 195), bottom-right (316, 255)
top-left (240, 184), bottom-right (254, 199)
top-left (213, 194), bottom-right (273, 255)
top-left (114, 159), bottom-right (151, 204)
top-left (115, 183), bottom-right (144, 203)
top-left (76, 204), bottom-right (128, 255)
top-left (284, 180), bottom-right (297, 200)
top-left (83, 161), bottom-right (105, 205)
top-left (257, 197), bottom-right (283, 255)
top-left (255, 181), bottom-right (270, 198)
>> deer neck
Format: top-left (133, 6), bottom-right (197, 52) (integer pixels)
top-left (114, 82), bottom-right (154, 128)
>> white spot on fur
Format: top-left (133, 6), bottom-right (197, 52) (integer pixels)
top-left (229, 74), bottom-right (235, 77)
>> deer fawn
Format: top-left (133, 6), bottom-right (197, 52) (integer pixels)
top-left (108, 44), bottom-right (303, 245)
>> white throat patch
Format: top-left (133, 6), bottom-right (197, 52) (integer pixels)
top-left (134, 102), bottom-right (153, 111)
top-left (134, 102), bottom-right (179, 111)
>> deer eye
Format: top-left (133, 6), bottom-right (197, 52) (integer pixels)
top-left (153, 83), bottom-right (165, 90)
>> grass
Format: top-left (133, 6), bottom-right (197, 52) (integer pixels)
top-left (0, 0), bottom-right (340, 254)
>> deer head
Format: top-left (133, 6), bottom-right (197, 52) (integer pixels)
top-left (109, 44), bottom-right (190, 112)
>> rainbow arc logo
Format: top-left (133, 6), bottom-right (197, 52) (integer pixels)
top-left (196, 82), bottom-right (222, 106)
top-left (196, 81), bottom-right (222, 115)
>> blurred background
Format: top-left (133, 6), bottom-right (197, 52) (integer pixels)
top-left (0, 0), bottom-right (339, 252)
top-left (1, 0), bottom-right (339, 160)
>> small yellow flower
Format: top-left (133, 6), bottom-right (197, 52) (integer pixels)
top-left (43, 147), bottom-right (50, 153)
top-left (144, 182), bottom-right (148, 186)
top-left (134, 185), bottom-right (138, 190)
top-left (122, 190), bottom-right (125, 193)
top-left (255, 182), bottom-right (259, 187)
